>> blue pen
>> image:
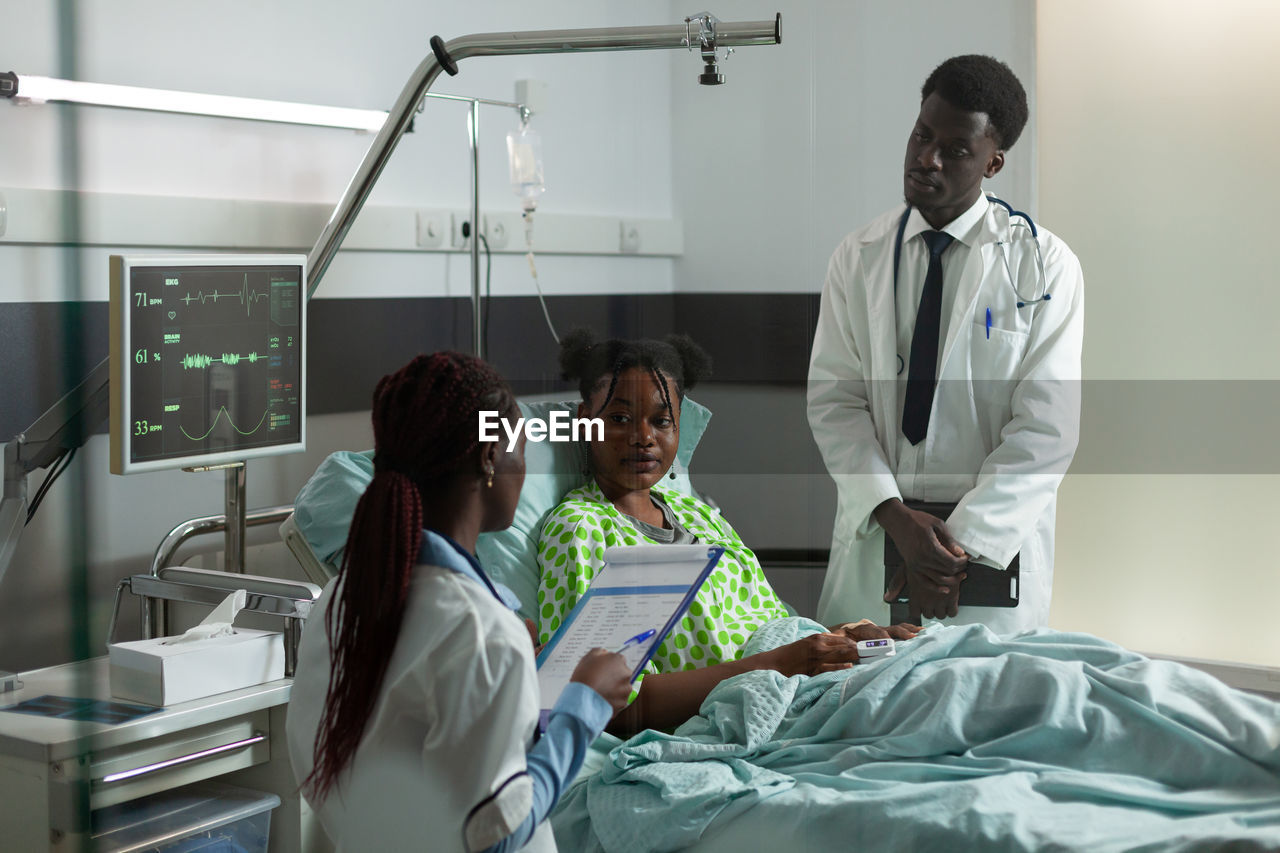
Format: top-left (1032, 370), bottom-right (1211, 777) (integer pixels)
top-left (614, 629), bottom-right (656, 653)
top-left (985, 306), bottom-right (992, 340)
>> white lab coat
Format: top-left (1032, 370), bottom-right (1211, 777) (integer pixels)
top-left (808, 199), bottom-right (1083, 634)
top-left (287, 564), bottom-right (555, 853)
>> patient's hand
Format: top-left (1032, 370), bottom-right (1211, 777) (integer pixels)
top-left (763, 633), bottom-right (861, 676)
top-left (523, 617), bottom-right (543, 654)
top-left (829, 620), bottom-right (921, 642)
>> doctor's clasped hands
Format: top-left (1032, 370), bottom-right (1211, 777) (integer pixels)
top-left (876, 498), bottom-right (970, 621)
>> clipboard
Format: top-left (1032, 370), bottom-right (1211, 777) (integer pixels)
top-left (535, 544), bottom-right (723, 720)
top-left (884, 501), bottom-right (1019, 610)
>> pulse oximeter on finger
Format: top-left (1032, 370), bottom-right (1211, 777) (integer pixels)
top-left (856, 638), bottom-right (895, 659)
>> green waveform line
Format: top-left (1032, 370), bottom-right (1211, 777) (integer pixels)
top-left (179, 273), bottom-right (271, 316)
top-left (179, 405), bottom-right (271, 441)
top-left (181, 352), bottom-right (264, 370)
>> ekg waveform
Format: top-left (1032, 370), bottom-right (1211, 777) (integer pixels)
top-left (181, 352), bottom-right (265, 370)
top-left (180, 273), bottom-right (271, 316)
top-left (180, 406), bottom-right (271, 442)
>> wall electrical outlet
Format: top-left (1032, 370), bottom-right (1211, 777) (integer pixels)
top-left (415, 210), bottom-right (448, 249)
top-left (620, 220), bottom-right (641, 254)
top-left (483, 215), bottom-right (507, 250)
top-left (483, 213), bottom-right (520, 250)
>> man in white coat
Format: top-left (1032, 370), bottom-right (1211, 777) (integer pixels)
top-left (808, 55), bottom-right (1083, 635)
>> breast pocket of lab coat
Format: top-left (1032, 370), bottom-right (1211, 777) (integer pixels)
top-left (968, 321), bottom-right (1029, 422)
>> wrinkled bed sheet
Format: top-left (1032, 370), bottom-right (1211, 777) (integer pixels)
top-left (552, 620), bottom-right (1280, 852)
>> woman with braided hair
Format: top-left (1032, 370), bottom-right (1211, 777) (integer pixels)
top-left (537, 331), bottom-right (919, 734)
top-left (287, 351), bottom-right (632, 853)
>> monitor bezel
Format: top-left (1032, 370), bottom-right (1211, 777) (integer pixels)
top-left (109, 253), bottom-right (308, 475)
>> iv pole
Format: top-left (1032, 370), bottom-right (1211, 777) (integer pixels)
top-left (418, 91), bottom-right (531, 359)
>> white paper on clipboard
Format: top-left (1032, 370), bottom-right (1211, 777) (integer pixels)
top-left (535, 544), bottom-right (723, 719)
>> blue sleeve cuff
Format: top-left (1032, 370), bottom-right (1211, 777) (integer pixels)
top-left (478, 683), bottom-right (610, 851)
top-left (552, 682), bottom-right (613, 733)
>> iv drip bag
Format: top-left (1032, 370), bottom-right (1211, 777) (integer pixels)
top-left (507, 123), bottom-right (545, 212)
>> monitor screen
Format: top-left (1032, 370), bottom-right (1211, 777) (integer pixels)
top-left (109, 254), bottom-right (306, 474)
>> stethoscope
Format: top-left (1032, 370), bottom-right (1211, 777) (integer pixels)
top-left (892, 194), bottom-right (1051, 308)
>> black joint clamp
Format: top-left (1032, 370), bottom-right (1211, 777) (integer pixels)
top-left (430, 37), bottom-right (458, 76)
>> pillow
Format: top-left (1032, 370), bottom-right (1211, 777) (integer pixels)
top-left (292, 397), bottom-right (712, 620)
top-left (291, 448), bottom-right (375, 567)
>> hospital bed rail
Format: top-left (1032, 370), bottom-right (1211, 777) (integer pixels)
top-left (102, 504), bottom-right (299, 661)
top-left (139, 504), bottom-right (294, 637)
top-left (108, 563), bottom-right (321, 677)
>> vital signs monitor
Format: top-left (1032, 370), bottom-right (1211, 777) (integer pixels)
top-left (108, 255), bottom-right (306, 474)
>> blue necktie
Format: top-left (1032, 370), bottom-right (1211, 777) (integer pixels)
top-left (902, 230), bottom-right (954, 445)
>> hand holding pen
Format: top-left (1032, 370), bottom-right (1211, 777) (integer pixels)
top-left (566, 630), bottom-right (657, 715)
top-left (570, 647), bottom-right (634, 714)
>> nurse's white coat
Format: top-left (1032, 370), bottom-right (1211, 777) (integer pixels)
top-left (287, 565), bottom-right (555, 852)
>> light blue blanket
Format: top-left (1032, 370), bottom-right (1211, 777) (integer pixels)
top-left (552, 621), bottom-right (1280, 852)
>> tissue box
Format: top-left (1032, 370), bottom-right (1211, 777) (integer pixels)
top-left (109, 629), bottom-right (285, 707)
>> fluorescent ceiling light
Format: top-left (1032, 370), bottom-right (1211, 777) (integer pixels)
top-left (4, 73), bottom-right (387, 132)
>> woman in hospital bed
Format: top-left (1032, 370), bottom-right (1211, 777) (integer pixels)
top-left (537, 334), bottom-right (1280, 852)
top-left (536, 329), bottom-right (918, 734)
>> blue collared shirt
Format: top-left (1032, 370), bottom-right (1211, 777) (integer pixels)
top-left (419, 529), bottom-right (611, 852)
top-left (418, 530), bottom-right (525, 612)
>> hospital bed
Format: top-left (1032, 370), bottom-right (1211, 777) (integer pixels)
top-left (284, 398), bottom-right (1280, 852)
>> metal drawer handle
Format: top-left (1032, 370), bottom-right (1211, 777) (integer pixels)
top-left (100, 731), bottom-right (265, 783)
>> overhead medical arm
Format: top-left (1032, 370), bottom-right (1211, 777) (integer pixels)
top-left (0, 13), bottom-right (782, 588)
top-left (0, 359), bottom-right (109, 585)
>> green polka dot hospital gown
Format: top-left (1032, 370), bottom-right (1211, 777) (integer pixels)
top-left (536, 481), bottom-right (790, 678)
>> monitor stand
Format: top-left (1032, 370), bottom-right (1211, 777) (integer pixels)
top-left (181, 460), bottom-right (247, 574)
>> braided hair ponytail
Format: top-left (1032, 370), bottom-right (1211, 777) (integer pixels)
top-left (304, 351), bottom-right (514, 800)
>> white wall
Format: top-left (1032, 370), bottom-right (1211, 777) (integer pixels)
top-left (0, 1), bottom-right (677, 302)
top-left (1039, 0), bottom-right (1280, 666)
top-left (670, 0), bottom-right (1036, 296)
top-left (2, 1), bottom-right (675, 213)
